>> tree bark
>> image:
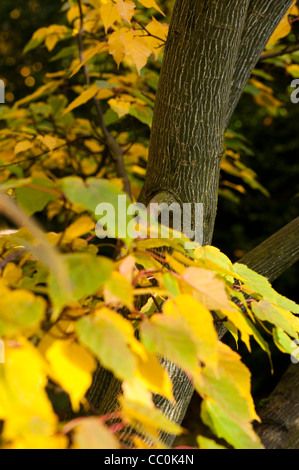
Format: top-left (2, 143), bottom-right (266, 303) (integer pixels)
top-left (140, 0), bottom-right (251, 245)
top-left (239, 217), bottom-right (299, 282)
top-left (255, 363), bottom-right (299, 449)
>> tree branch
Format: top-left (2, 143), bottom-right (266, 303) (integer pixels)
top-left (238, 217), bottom-right (299, 283)
top-left (259, 42), bottom-right (299, 61)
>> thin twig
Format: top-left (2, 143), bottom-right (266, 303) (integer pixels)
top-left (259, 42), bottom-right (299, 61)
top-left (0, 135), bottom-right (94, 169)
top-left (0, 249), bottom-right (27, 270)
top-left (77, 0), bottom-right (132, 199)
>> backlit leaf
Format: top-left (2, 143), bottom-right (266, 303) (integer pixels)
top-left (45, 340), bottom-right (96, 411)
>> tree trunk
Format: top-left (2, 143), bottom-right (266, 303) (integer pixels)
top-left (140, 0), bottom-right (251, 245)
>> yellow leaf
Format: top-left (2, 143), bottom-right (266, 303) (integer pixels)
top-left (63, 215), bottom-right (95, 242)
top-left (115, 0), bottom-right (136, 23)
top-left (164, 294), bottom-right (218, 369)
top-left (96, 307), bottom-right (146, 359)
top-left (46, 340), bottom-right (96, 411)
top-left (0, 339), bottom-right (57, 441)
top-left (108, 97), bottom-right (131, 117)
top-left (45, 34), bottom-right (58, 52)
top-left (267, 0), bottom-right (297, 46)
top-left (135, 352), bottom-right (173, 401)
top-left (144, 17), bottom-right (168, 59)
top-left (182, 267), bottom-right (234, 311)
top-left (122, 378), bottom-right (154, 407)
top-left (103, 271), bottom-right (134, 308)
top-left (0, 280), bottom-right (46, 336)
top-left (100, 1), bottom-right (120, 33)
top-left (254, 90), bottom-right (283, 109)
top-left (286, 64), bottom-right (299, 78)
top-left (108, 28), bottom-right (152, 73)
top-left (120, 397), bottom-right (183, 444)
top-left (220, 308), bottom-right (252, 351)
top-left (63, 84), bottom-right (99, 115)
top-left (2, 262), bottom-right (23, 284)
top-left (37, 135), bottom-right (60, 151)
top-left (119, 255), bottom-right (136, 283)
top-left (138, 0), bottom-right (165, 16)
top-left (124, 32), bottom-right (152, 74)
top-left (69, 43), bottom-right (108, 78)
top-left (9, 434), bottom-right (68, 449)
top-left (108, 27), bottom-right (128, 67)
top-left (14, 140), bottom-right (33, 154)
top-left (72, 418), bottom-right (120, 449)
top-left (217, 342), bottom-right (260, 422)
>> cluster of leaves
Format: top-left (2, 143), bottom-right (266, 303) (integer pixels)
top-left (0, 0), bottom-right (278, 204)
top-left (0, 0), bottom-right (299, 450)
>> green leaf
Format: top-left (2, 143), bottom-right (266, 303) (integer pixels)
top-left (252, 300), bottom-right (298, 338)
top-left (60, 176), bottom-right (134, 244)
top-left (244, 316), bottom-right (273, 371)
top-left (234, 263), bottom-right (299, 313)
top-left (273, 327), bottom-right (296, 354)
top-left (197, 435), bottom-right (226, 449)
top-left (201, 399), bottom-right (263, 450)
top-left (0, 282), bottom-right (46, 336)
top-left (129, 105), bottom-right (153, 127)
top-left (48, 253), bottom-right (113, 311)
top-left (140, 314), bottom-right (198, 373)
top-left (24, 37), bottom-right (43, 54)
top-left (15, 177), bottom-right (58, 216)
top-left (196, 368), bottom-right (253, 424)
top-left (163, 273), bottom-right (181, 297)
top-left (77, 315), bottom-right (136, 381)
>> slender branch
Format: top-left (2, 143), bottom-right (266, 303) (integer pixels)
top-left (76, 0), bottom-right (132, 199)
top-left (134, 21), bottom-right (166, 45)
top-left (0, 249), bottom-right (27, 270)
top-left (0, 191), bottom-right (72, 297)
top-left (259, 42), bottom-right (299, 61)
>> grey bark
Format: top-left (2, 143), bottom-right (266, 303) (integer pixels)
top-left (140, 0), bottom-right (251, 245)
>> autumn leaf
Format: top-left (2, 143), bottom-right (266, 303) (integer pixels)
top-left (138, 0), bottom-right (165, 17)
top-left (45, 340), bottom-right (96, 411)
top-left (62, 84), bottom-right (99, 115)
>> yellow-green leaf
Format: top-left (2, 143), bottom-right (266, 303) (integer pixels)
top-left (163, 294), bottom-right (218, 369)
top-left (45, 340), bottom-right (96, 411)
